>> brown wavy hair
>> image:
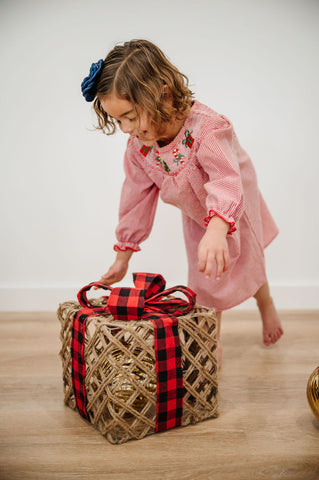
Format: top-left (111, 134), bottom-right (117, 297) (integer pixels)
top-left (93, 39), bottom-right (194, 135)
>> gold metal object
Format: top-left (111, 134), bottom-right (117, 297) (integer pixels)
top-left (307, 366), bottom-right (319, 420)
top-left (99, 347), bottom-right (157, 412)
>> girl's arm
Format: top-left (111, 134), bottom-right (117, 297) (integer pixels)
top-left (98, 137), bottom-right (159, 285)
top-left (197, 117), bottom-right (244, 280)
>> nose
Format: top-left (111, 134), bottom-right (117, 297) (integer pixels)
top-left (139, 117), bottom-right (148, 133)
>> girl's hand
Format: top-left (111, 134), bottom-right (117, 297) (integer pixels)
top-left (198, 216), bottom-right (230, 281)
top-left (96, 250), bottom-right (133, 286)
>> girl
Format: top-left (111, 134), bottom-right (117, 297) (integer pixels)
top-left (81, 39), bottom-right (283, 362)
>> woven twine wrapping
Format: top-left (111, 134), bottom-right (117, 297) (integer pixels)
top-left (58, 297), bottom-right (218, 444)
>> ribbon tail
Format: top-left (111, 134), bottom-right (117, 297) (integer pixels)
top-left (145, 311), bottom-right (183, 432)
top-left (71, 311), bottom-right (90, 420)
top-left (71, 305), bottom-right (107, 420)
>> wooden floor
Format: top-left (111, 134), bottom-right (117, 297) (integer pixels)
top-left (0, 310), bottom-right (319, 480)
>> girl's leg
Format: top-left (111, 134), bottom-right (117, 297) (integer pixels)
top-left (253, 281), bottom-right (284, 346)
top-left (216, 311), bottom-right (223, 366)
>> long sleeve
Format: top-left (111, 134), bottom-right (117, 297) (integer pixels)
top-left (197, 118), bottom-right (244, 234)
top-left (114, 138), bottom-right (160, 251)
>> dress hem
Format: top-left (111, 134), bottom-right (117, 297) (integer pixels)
top-left (263, 227), bottom-right (279, 249)
top-left (212, 275), bottom-right (267, 312)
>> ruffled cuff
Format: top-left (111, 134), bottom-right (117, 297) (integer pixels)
top-left (204, 209), bottom-right (237, 235)
top-left (113, 241), bottom-right (141, 252)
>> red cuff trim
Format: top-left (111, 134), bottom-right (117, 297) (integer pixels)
top-left (204, 210), bottom-right (237, 235)
top-left (113, 244), bottom-right (140, 252)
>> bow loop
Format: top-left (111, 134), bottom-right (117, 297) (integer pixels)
top-left (77, 282), bottom-right (112, 309)
top-left (146, 285), bottom-right (196, 316)
top-left (133, 272), bottom-right (166, 298)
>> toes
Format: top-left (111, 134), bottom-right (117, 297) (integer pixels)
top-left (272, 331), bottom-right (279, 344)
top-left (272, 333), bottom-right (279, 344)
top-left (274, 327), bottom-right (283, 343)
top-left (263, 327), bottom-right (283, 346)
top-left (263, 332), bottom-right (272, 346)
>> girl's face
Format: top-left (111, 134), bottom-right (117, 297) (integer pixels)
top-left (100, 94), bottom-right (157, 146)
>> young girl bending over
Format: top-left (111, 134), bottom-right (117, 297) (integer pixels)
top-left (81, 39), bottom-right (283, 362)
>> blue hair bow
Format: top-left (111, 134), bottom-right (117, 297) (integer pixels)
top-left (81, 59), bottom-right (104, 102)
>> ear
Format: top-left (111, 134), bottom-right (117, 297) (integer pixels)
top-left (162, 84), bottom-right (173, 104)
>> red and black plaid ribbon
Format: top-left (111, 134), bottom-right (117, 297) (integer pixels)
top-left (71, 273), bottom-right (196, 432)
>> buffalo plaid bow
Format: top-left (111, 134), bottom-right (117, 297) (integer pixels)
top-left (71, 273), bottom-right (196, 432)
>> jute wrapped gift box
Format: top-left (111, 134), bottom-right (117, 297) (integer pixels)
top-left (58, 278), bottom-right (218, 444)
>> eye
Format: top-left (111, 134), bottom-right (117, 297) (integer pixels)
top-left (128, 117), bottom-right (137, 122)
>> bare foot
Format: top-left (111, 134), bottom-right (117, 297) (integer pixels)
top-left (258, 297), bottom-right (284, 346)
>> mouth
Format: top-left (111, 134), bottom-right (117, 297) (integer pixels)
top-left (137, 133), bottom-right (154, 143)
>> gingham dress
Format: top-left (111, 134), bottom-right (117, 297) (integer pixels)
top-left (114, 101), bottom-right (279, 311)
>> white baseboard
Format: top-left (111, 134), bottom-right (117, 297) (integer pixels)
top-left (0, 284), bottom-right (318, 312)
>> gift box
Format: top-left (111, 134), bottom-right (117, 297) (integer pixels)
top-left (58, 273), bottom-right (218, 444)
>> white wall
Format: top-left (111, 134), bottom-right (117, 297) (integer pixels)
top-left (0, 0), bottom-right (318, 311)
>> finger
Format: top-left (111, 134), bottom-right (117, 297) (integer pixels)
top-left (215, 253), bottom-right (225, 280)
top-left (204, 255), bottom-right (215, 279)
top-left (100, 276), bottom-right (115, 285)
top-left (198, 249), bottom-right (208, 273)
top-left (93, 278), bottom-right (110, 289)
top-left (101, 267), bottom-right (117, 281)
top-left (223, 249), bottom-right (230, 272)
top-left (101, 270), bottom-right (123, 285)
top-left (94, 274), bottom-right (114, 287)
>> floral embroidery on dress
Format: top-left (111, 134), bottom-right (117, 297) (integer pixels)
top-left (140, 145), bottom-right (153, 157)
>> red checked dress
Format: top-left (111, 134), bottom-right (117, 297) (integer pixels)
top-left (114, 101), bottom-right (279, 312)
